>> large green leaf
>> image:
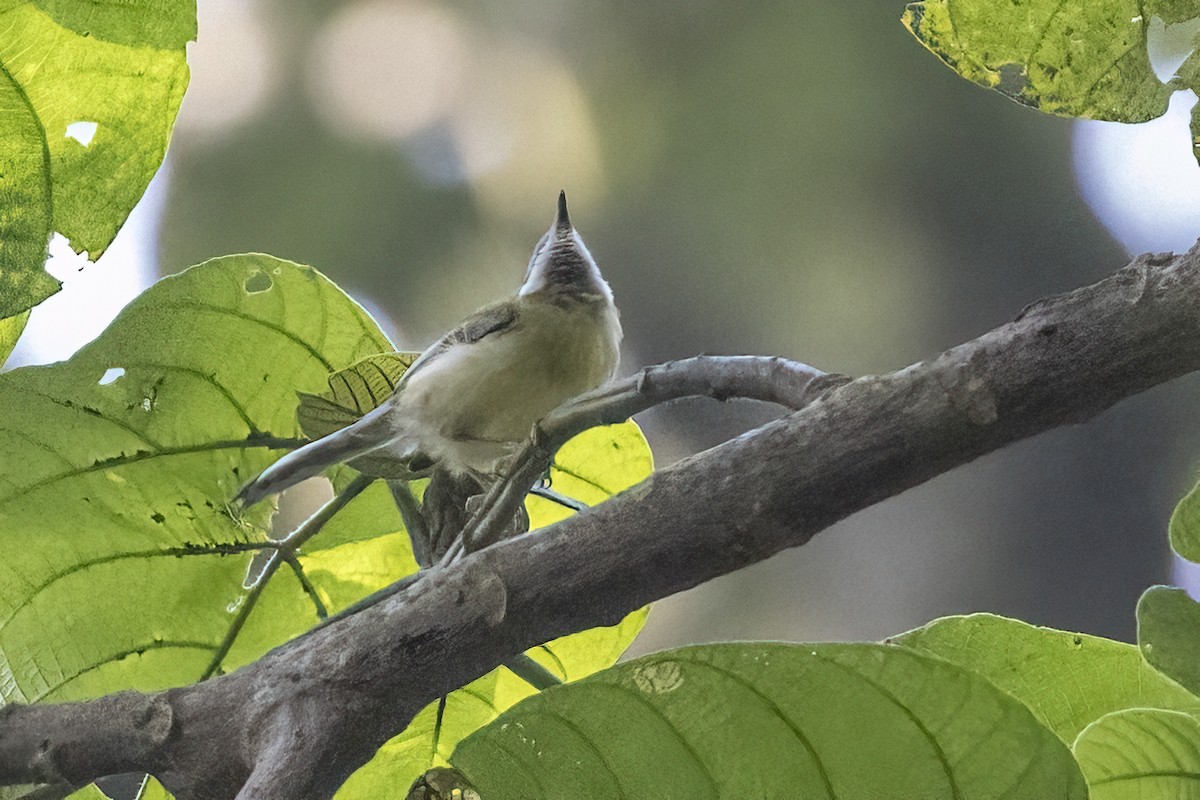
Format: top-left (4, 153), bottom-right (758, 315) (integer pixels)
top-left (1074, 708), bottom-right (1200, 798)
top-left (1137, 585), bottom-right (1200, 695)
top-left (0, 254), bottom-right (387, 703)
top-left (0, 0), bottom-right (193, 318)
top-left (449, 643), bottom-right (1088, 799)
top-left (901, 0), bottom-right (1200, 161)
top-left (894, 614), bottom-right (1200, 744)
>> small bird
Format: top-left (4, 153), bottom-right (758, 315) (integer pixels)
top-left (237, 191), bottom-right (622, 508)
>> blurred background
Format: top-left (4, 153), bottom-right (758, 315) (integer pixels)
top-left (10, 0), bottom-right (1200, 649)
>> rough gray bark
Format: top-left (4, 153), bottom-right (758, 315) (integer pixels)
top-left (2, 245), bottom-right (1199, 799)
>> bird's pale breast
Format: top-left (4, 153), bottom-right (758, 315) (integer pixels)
top-left (395, 295), bottom-right (621, 474)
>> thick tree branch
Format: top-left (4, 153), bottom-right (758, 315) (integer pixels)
top-left (2, 246), bottom-right (1200, 799)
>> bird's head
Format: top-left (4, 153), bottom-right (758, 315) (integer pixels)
top-left (519, 191), bottom-right (613, 303)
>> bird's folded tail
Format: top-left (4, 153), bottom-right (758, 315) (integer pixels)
top-left (236, 403), bottom-right (397, 507)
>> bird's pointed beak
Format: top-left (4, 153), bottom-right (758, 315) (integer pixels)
top-left (555, 190), bottom-right (572, 235)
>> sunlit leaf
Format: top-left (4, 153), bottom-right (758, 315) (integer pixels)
top-left (1137, 585), bottom-right (1200, 695)
top-left (1074, 708), bottom-right (1200, 799)
top-left (0, 64), bottom-right (55, 319)
top-left (0, 254), bottom-right (390, 703)
top-left (0, 0), bottom-right (194, 317)
top-left (450, 643), bottom-right (1087, 799)
top-left (901, 0), bottom-right (1200, 160)
top-left (297, 352), bottom-right (421, 441)
top-left (133, 775), bottom-right (173, 799)
top-left (893, 613), bottom-right (1200, 744)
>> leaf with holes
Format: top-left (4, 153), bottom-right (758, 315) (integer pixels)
top-left (448, 643), bottom-right (1088, 799)
top-left (893, 614), bottom-right (1200, 745)
top-left (0, 0), bottom-right (194, 318)
top-left (1073, 708), bottom-right (1200, 798)
top-left (902, 0), bottom-right (1200, 161)
top-left (0, 253), bottom-right (390, 703)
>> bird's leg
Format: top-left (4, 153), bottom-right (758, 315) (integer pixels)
top-left (528, 483), bottom-right (587, 513)
top-left (425, 463), bottom-right (532, 557)
top-left (423, 468), bottom-right (483, 561)
top-left (423, 468), bottom-right (530, 559)
top-left (463, 470), bottom-right (530, 551)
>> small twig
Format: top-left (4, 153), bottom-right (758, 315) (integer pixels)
top-left (529, 485), bottom-right (587, 512)
top-left (451, 356), bottom-right (842, 558)
top-left (276, 475), bottom-right (375, 550)
top-left (201, 476), bottom-right (374, 679)
top-left (281, 552), bottom-right (329, 620)
top-left (504, 654), bottom-right (563, 691)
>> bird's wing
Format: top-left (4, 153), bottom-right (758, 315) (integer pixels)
top-left (397, 299), bottom-right (520, 387)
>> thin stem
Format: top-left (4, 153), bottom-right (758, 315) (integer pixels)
top-left (200, 475), bottom-right (375, 679)
top-left (529, 485), bottom-right (587, 512)
top-left (279, 474), bottom-right (375, 550)
top-left (429, 695), bottom-right (448, 766)
top-left (309, 572), bottom-right (424, 632)
top-left (283, 551), bottom-right (329, 620)
top-left (201, 550), bottom-right (281, 680)
top-left (505, 653), bottom-right (563, 690)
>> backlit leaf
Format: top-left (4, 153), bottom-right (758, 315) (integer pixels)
top-left (451, 643), bottom-right (1087, 799)
top-left (0, 0), bottom-right (193, 317)
top-left (894, 614), bottom-right (1200, 744)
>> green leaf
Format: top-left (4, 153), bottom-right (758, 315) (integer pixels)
top-left (894, 613), bottom-right (1200, 744)
top-left (0, 62), bottom-right (55, 318)
top-left (333, 423), bottom-right (653, 799)
top-left (449, 643), bottom-right (1087, 799)
top-left (0, 0), bottom-right (194, 317)
top-left (0, 254), bottom-right (391, 703)
top-left (901, 0), bottom-right (1199, 156)
top-left (28, 0), bottom-right (196, 50)
top-left (1074, 708), bottom-right (1200, 798)
top-left (0, 311), bottom-right (29, 367)
top-left (297, 352), bottom-right (422, 441)
top-left (1171, 481), bottom-right (1200, 561)
top-left (297, 352), bottom-right (423, 479)
top-left (1137, 585), bottom-right (1200, 695)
